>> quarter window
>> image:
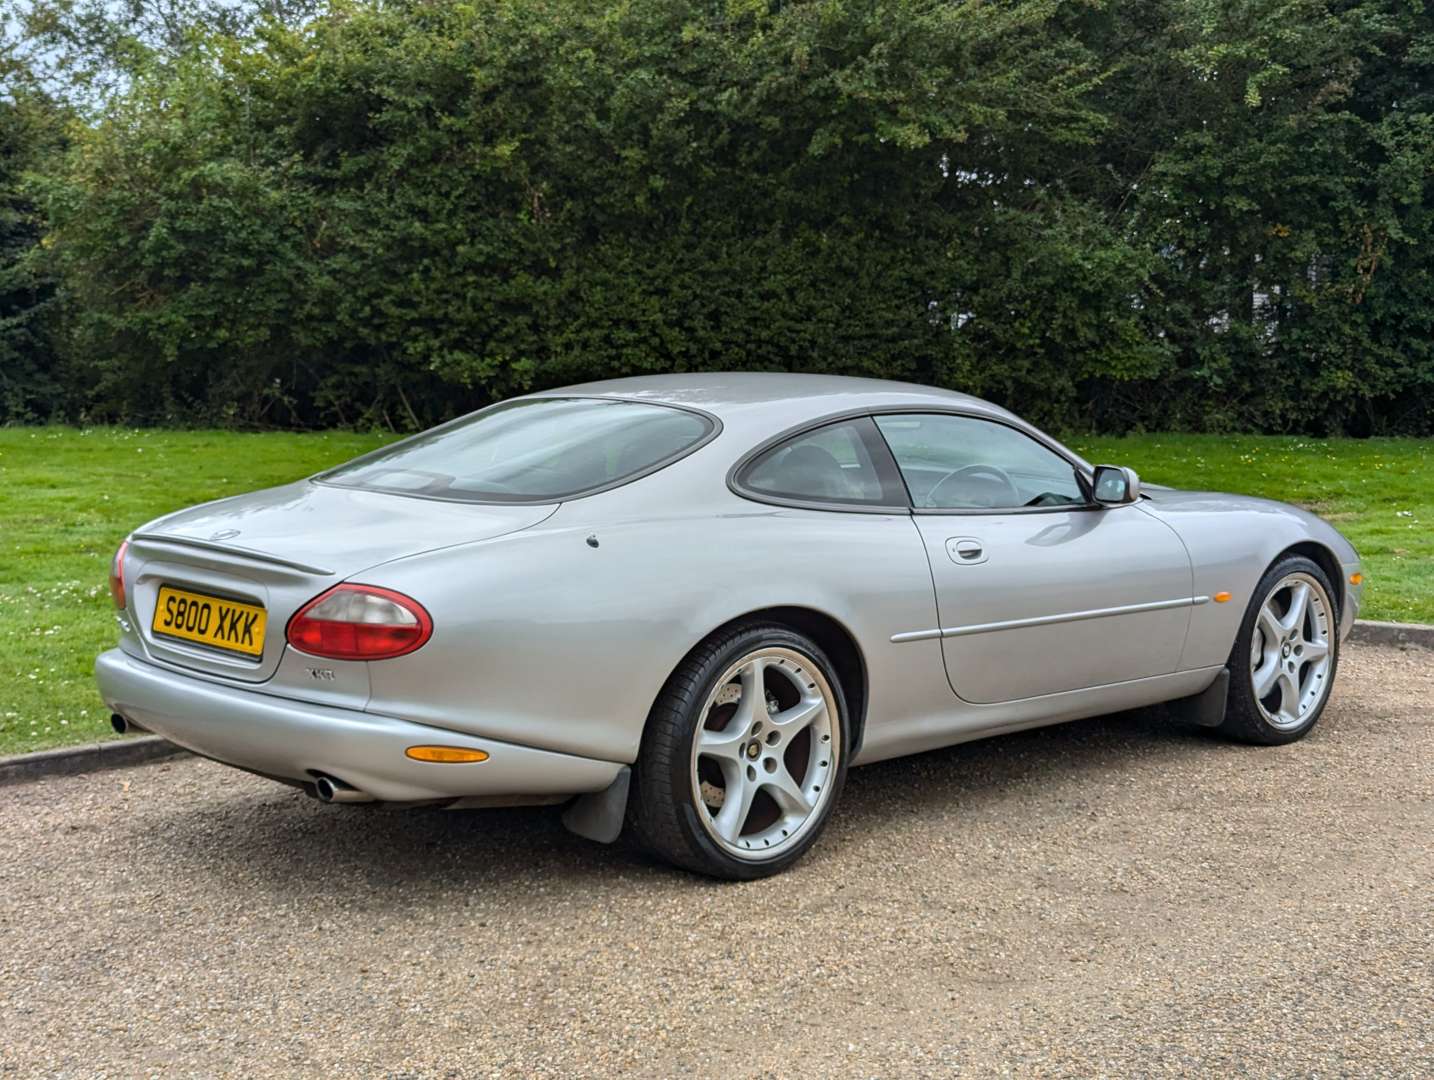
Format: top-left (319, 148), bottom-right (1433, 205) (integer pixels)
top-left (874, 414), bottom-right (1085, 510)
top-left (739, 418), bottom-right (903, 507)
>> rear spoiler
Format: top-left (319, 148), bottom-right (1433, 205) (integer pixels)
top-left (130, 532), bottom-right (334, 576)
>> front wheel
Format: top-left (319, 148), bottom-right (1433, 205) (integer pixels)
top-left (627, 622), bottom-right (849, 879)
top-left (1219, 555), bottom-right (1339, 745)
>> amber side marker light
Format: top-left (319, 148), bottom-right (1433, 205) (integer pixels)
top-left (405, 746), bottom-right (489, 764)
top-left (1213, 591), bottom-right (1232, 603)
top-left (1350, 572), bottom-right (1364, 585)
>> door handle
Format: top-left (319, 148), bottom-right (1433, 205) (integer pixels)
top-left (945, 537), bottom-right (988, 565)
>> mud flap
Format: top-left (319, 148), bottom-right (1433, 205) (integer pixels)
top-left (562, 766), bottom-right (631, 844)
top-left (1171, 667), bottom-right (1229, 728)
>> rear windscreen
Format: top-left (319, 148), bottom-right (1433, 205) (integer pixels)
top-left (318, 398), bottom-right (714, 503)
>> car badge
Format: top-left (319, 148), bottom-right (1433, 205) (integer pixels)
top-left (209, 528), bottom-right (241, 541)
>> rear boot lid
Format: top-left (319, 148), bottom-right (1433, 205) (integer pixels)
top-left (126, 481), bottom-right (555, 683)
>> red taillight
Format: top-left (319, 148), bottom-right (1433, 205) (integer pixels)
top-left (109, 540), bottom-right (129, 611)
top-left (286, 584), bottom-right (433, 661)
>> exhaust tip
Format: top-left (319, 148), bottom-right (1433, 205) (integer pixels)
top-left (111, 713), bottom-right (148, 736)
top-left (311, 774), bottom-right (374, 804)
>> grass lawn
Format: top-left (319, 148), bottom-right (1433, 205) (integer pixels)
top-left (0, 427), bottom-right (1428, 756)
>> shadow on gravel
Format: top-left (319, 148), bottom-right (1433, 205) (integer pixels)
top-left (137, 705), bottom-right (1241, 902)
top-left (843, 703), bottom-right (1226, 820)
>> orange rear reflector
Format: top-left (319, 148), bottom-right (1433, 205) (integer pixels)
top-left (405, 746), bottom-right (489, 764)
top-left (1349, 572), bottom-right (1364, 585)
top-left (1213, 591), bottom-right (1231, 603)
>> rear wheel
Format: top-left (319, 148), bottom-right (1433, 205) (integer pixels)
top-left (1219, 555), bottom-right (1339, 745)
top-left (628, 622), bottom-right (848, 879)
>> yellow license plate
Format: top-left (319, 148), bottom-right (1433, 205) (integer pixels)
top-left (152, 586), bottom-right (267, 658)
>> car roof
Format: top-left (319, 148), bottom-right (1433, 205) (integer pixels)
top-left (535, 373), bottom-right (1094, 477)
top-left (533, 372), bottom-right (1016, 426)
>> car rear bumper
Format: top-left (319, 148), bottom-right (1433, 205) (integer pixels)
top-left (95, 649), bottom-right (624, 803)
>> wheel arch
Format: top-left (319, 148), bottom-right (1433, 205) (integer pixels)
top-left (1276, 541), bottom-right (1345, 616)
top-left (658, 605), bottom-right (870, 758)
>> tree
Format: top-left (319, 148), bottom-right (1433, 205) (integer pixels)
top-left (0, 81), bottom-right (65, 420)
top-left (16, 0), bottom-right (1434, 433)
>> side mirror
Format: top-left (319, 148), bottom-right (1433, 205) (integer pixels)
top-left (1091, 464), bottom-right (1140, 505)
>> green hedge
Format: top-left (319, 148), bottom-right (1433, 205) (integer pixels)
top-left (8, 0), bottom-right (1434, 433)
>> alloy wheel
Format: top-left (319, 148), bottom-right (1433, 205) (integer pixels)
top-left (1250, 572), bottom-right (1334, 731)
top-left (689, 647), bottom-right (840, 860)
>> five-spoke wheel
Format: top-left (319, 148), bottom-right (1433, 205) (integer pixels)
top-left (1249, 573), bottom-right (1334, 731)
top-left (1222, 555), bottom-right (1340, 745)
top-left (628, 623), bottom-right (849, 879)
top-left (690, 648), bottom-right (839, 858)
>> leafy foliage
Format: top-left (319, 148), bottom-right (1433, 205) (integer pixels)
top-left (4, 0), bottom-right (1434, 432)
top-left (0, 87), bottom-right (65, 421)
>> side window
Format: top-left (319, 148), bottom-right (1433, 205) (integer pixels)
top-left (874, 414), bottom-right (1084, 510)
top-left (739, 418), bottom-right (902, 507)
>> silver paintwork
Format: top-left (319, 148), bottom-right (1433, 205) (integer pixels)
top-left (95, 648), bottom-right (623, 800)
top-left (95, 373), bottom-right (1364, 813)
top-left (891, 594), bottom-right (1210, 643)
top-left (1135, 488), bottom-right (1361, 664)
top-left (1091, 464), bottom-right (1141, 504)
top-left (908, 502), bottom-right (1195, 704)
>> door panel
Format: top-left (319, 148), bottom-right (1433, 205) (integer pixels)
top-left (911, 506), bottom-right (1195, 704)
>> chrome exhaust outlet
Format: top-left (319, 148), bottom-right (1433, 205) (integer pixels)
top-left (110, 713), bottom-right (147, 736)
top-left (312, 774), bottom-right (375, 804)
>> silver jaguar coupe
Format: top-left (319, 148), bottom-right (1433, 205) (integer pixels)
top-left (96, 374), bottom-right (1363, 878)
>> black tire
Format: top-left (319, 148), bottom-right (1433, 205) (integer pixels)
top-left (627, 621), bottom-right (850, 880)
top-left (1218, 554), bottom-right (1340, 745)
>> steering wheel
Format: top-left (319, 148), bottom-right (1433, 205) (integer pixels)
top-left (926, 463), bottom-right (1021, 509)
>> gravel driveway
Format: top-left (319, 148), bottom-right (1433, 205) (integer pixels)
top-left (2, 642), bottom-right (1431, 1077)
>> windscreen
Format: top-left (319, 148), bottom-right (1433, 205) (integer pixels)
top-left (320, 398), bottom-right (713, 503)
